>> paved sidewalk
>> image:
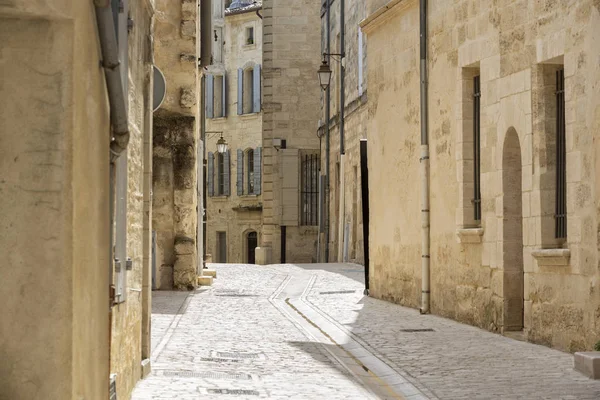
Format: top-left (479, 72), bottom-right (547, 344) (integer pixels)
top-left (133, 263), bottom-right (600, 399)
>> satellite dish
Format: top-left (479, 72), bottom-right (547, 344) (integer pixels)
top-left (153, 66), bottom-right (166, 112)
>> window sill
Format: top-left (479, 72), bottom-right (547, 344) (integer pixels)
top-left (239, 194), bottom-right (260, 198)
top-left (239, 111), bottom-right (261, 118)
top-left (210, 195), bottom-right (229, 201)
top-left (456, 228), bottom-right (484, 244)
top-left (208, 116), bottom-right (227, 121)
top-left (531, 248), bottom-right (570, 267)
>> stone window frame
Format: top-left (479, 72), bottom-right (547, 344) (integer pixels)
top-left (456, 63), bottom-right (483, 242)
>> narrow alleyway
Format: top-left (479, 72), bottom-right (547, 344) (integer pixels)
top-left (133, 264), bottom-right (600, 400)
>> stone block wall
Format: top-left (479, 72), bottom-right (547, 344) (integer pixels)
top-left (261, 0), bottom-right (322, 264)
top-left (363, 0), bottom-right (600, 351)
top-left (152, 0), bottom-right (199, 289)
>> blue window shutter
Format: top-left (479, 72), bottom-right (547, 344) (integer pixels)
top-left (222, 73), bottom-right (227, 118)
top-left (223, 150), bottom-right (231, 196)
top-left (254, 147), bottom-right (261, 195)
top-left (207, 152), bottom-right (214, 197)
top-left (253, 64), bottom-right (261, 113)
top-left (206, 74), bottom-right (214, 118)
top-left (237, 68), bottom-right (243, 115)
top-left (237, 149), bottom-right (244, 196)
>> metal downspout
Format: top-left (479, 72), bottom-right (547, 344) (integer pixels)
top-left (325, 0), bottom-right (331, 262)
top-left (337, 0), bottom-right (346, 262)
top-left (419, 0), bottom-right (430, 314)
top-left (95, 2), bottom-right (130, 161)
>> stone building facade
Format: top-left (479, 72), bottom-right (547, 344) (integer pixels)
top-left (319, 0), bottom-right (368, 264)
top-left (0, 0), bottom-right (154, 399)
top-left (362, 0), bottom-right (600, 351)
top-left (258, 0), bottom-right (322, 264)
top-left (204, 1), bottom-right (264, 264)
top-left (152, 0), bottom-right (200, 289)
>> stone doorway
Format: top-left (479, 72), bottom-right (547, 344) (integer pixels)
top-left (247, 231), bottom-right (257, 264)
top-left (217, 232), bottom-right (227, 263)
top-left (502, 128), bottom-right (524, 331)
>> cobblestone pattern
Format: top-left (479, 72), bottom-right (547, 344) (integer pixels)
top-left (305, 264), bottom-right (600, 400)
top-left (136, 263), bottom-right (600, 399)
top-left (133, 264), bottom-right (374, 399)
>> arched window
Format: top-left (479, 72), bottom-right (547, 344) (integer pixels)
top-left (247, 148), bottom-right (255, 194)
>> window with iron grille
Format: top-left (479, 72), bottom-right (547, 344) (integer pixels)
top-left (555, 69), bottom-right (566, 239)
top-left (473, 75), bottom-right (482, 221)
top-left (301, 153), bottom-right (319, 226)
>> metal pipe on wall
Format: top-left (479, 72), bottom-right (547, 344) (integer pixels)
top-left (325, 0), bottom-right (331, 262)
top-left (338, 0), bottom-right (347, 262)
top-left (419, 0), bottom-right (431, 314)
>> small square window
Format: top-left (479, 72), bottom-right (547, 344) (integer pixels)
top-left (246, 27), bottom-right (254, 45)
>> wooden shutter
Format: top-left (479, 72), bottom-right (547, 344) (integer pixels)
top-left (222, 73), bottom-right (227, 118)
top-left (253, 147), bottom-right (262, 195)
top-left (237, 68), bottom-right (243, 115)
top-left (237, 149), bottom-right (244, 196)
top-left (223, 150), bottom-right (231, 196)
top-left (206, 74), bottom-right (214, 118)
top-left (207, 152), bottom-right (214, 197)
top-left (253, 64), bottom-right (261, 113)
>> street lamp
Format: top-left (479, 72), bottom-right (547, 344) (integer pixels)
top-left (216, 134), bottom-right (228, 154)
top-left (317, 57), bottom-right (332, 91)
top-left (206, 131), bottom-right (228, 153)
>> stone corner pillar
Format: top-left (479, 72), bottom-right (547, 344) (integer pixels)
top-left (173, 235), bottom-right (197, 289)
top-left (255, 247), bottom-right (272, 265)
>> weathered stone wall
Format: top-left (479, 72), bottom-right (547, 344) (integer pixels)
top-left (109, 0), bottom-right (154, 397)
top-left (321, 0), bottom-right (368, 264)
top-left (363, 0), bottom-right (600, 351)
top-left (205, 9), bottom-right (263, 263)
top-left (261, 0), bottom-right (322, 264)
top-left (152, 0), bottom-right (199, 288)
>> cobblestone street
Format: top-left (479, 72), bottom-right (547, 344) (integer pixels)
top-left (132, 264), bottom-right (600, 399)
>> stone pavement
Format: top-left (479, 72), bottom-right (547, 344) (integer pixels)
top-left (132, 263), bottom-right (600, 399)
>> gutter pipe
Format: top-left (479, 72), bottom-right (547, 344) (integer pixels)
top-left (419, 0), bottom-right (430, 314)
top-left (95, 3), bottom-right (130, 162)
top-left (325, 0), bottom-right (331, 262)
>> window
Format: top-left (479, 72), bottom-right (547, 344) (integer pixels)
top-left (457, 66), bottom-right (480, 229)
top-left (473, 75), bottom-right (481, 221)
top-left (236, 148), bottom-right (262, 196)
top-left (243, 68), bottom-right (253, 114)
top-left (217, 153), bottom-right (225, 195)
top-left (301, 153), bottom-right (320, 226)
top-left (210, 150), bottom-right (230, 197)
top-left (246, 26), bottom-right (254, 45)
top-left (206, 74), bottom-right (226, 118)
top-left (237, 65), bottom-right (261, 115)
top-left (555, 68), bottom-right (566, 239)
top-left (247, 148), bottom-right (255, 194)
top-left (358, 27), bottom-right (364, 97)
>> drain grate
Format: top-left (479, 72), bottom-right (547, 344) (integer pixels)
top-left (200, 357), bottom-right (241, 363)
top-left (400, 328), bottom-right (435, 332)
top-left (319, 290), bottom-right (356, 295)
top-left (207, 389), bottom-right (259, 396)
top-left (163, 371), bottom-right (251, 380)
top-left (216, 351), bottom-right (260, 359)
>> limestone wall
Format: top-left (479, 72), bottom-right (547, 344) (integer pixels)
top-left (320, 0), bottom-right (368, 264)
top-left (153, 0), bottom-right (199, 289)
top-left (109, 1), bottom-right (154, 398)
top-left (261, 0), bottom-right (322, 264)
top-left (205, 9), bottom-right (263, 263)
top-left (363, 0), bottom-right (600, 351)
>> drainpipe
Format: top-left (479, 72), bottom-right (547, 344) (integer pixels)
top-left (337, 0), bottom-right (346, 262)
top-left (95, 2), bottom-right (130, 161)
top-left (325, 0), bottom-right (331, 262)
top-left (419, 0), bottom-right (430, 314)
